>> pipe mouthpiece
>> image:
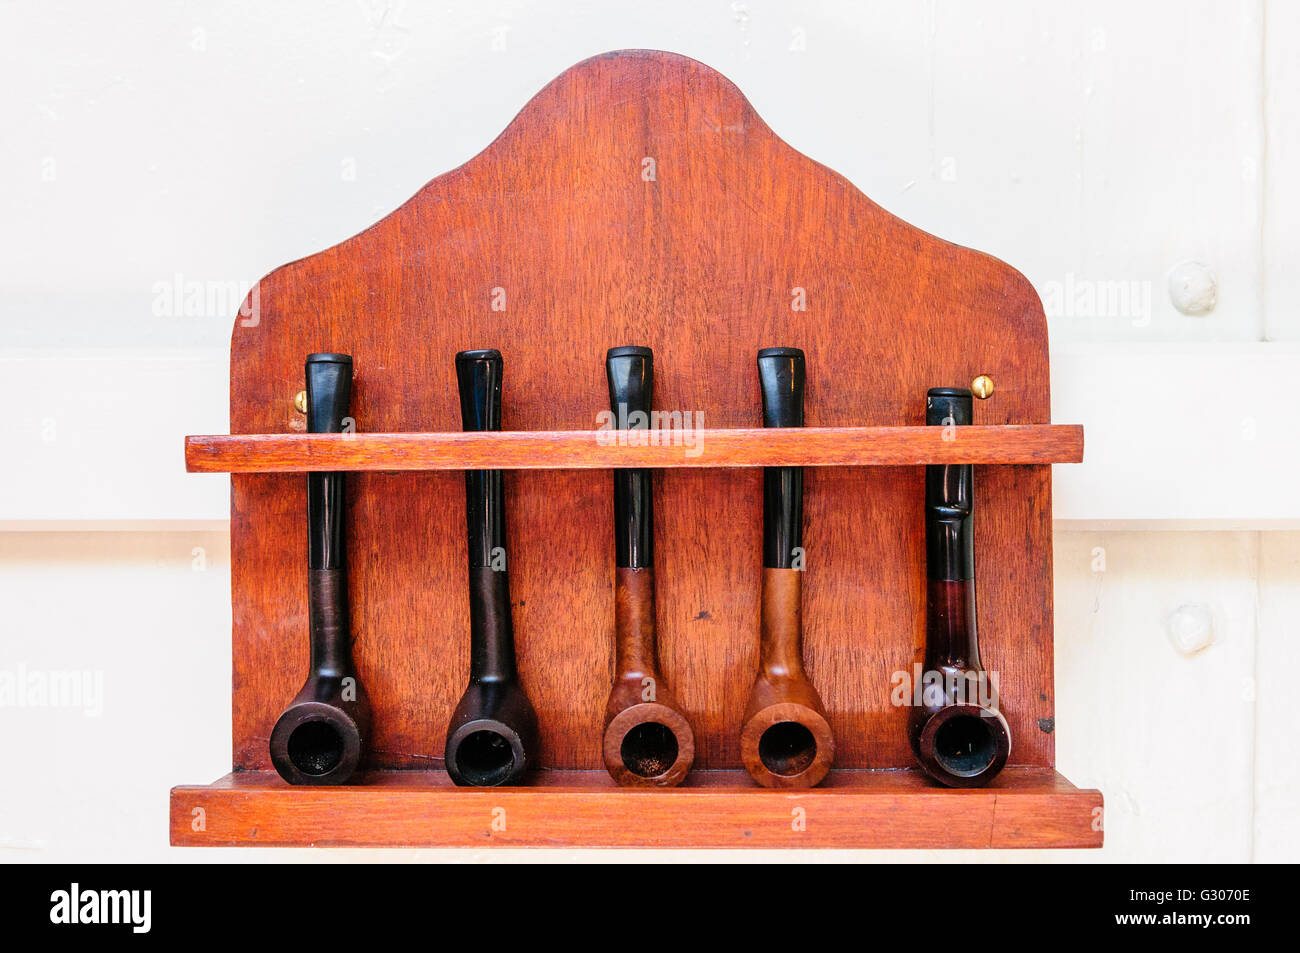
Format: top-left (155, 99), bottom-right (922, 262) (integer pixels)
top-left (606, 345), bottom-right (654, 418)
top-left (926, 387), bottom-right (973, 427)
top-left (757, 347), bottom-right (806, 428)
top-left (305, 353), bottom-right (354, 434)
top-left (606, 345), bottom-right (653, 359)
top-left (456, 349), bottom-right (504, 432)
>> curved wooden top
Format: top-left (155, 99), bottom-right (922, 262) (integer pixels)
top-left (225, 50), bottom-right (1059, 773)
top-left (231, 48), bottom-right (1049, 436)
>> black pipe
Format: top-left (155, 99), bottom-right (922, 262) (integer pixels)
top-left (443, 349), bottom-right (538, 786)
top-left (908, 387), bottom-right (1012, 787)
top-left (269, 353), bottom-right (371, 785)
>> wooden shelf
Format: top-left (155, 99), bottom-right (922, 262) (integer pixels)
top-left (184, 425), bottom-right (1084, 473)
top-left (176, 51), bottom-right (1098, 851)
top-left (170, 768), bottom-right (1103, 849)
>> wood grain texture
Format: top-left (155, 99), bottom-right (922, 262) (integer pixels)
top-left (225, 50), bottom-right (1060, 777)
top-left (187, 425), bottom-right (1082, 472)
top-left (170, 769), bottom-right (1102, 848)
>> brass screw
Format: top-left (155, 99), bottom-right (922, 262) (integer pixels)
top-left (294, 390), bottom-right (307, 414)
top-left (972, 375), bottom-right (994, 399)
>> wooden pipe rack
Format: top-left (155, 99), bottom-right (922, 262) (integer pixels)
top-left (171, 49), bottom-right (1102, 849)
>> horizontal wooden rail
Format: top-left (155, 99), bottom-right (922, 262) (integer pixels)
top-left (185, 424), bottom-right (1083, 473)
top-left (171, 767), bottom-right (1103, 849)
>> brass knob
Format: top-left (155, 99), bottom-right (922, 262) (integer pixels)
top-left (294, 390), bottom-right (307, 414)
top-left (971, 375), bottom-right (994, 399)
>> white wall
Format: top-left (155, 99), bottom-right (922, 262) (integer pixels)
top-left (1, 0), bottom-right (1296, 862)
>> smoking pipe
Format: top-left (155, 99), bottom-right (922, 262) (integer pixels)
top-left (443, 349), bottom-right (539, 786)
top-left (269, 353), bottom-right (371, 785)
top-left (739, 347), bottom-right (835, 788)
top-left (907, 387), bottom-right (1011, 787)
top-left (600, 346), bottom-right (695, 786)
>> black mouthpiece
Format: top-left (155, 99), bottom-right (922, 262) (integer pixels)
top-left (758, 348), bottom-right (806, 429)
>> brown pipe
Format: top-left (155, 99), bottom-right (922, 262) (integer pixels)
top-left (740, 348), bottom-right (835, 787)
top-left (603, 567), bottom-right (694, 785)
top-left (601, 346), bottom-right (694, 786)
top-left (740, 567), bottom-right (834, 787)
